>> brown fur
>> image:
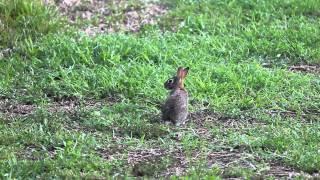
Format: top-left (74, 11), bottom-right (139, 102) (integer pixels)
top-left (162, 67), bottom-right (189, 126)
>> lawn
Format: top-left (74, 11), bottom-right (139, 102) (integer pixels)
top-left (0, 0), bottom-right (319, 178)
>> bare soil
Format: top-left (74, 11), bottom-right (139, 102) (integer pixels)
top-left (0, 97), bottom-right (117, 118)
top-left (93, 108), bottom-right (318, 178)
top-left (44, 0), bottom-right (168, 35)
top-left (266, 109), bottom-right (320, 122)
top-left (97, 144), bottom-right (316, 178)
top-left (289, 64), bottom-right (320, 74)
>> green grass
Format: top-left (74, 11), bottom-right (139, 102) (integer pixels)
top-left (0, 0), bottom-right (320, 178)
top-left (0, 0), bottom-right (63, 49)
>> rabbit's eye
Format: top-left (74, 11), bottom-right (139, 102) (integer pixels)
top-left (168, 79), bottom-right (173, 83)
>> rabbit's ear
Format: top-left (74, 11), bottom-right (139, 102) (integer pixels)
top-left (182, 67), bottom-right (189, 78)
top-left (177, 67), bottom-right (189, 89)
top-left (177, 67), bottom-right (184, 77)
top-left (177, 67), bottom-right (189, 78)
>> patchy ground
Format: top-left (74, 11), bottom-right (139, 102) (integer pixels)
top-left (1, 0), bottom-right (320, 178)
top-left (44, 0), bottom-right (167, 35)
top-left (289, 64), bottom-right (320, 74)
top-left (1, 99), bottom-right (318, 178)
top-left (94, 108), bottom-right (318, 178)
top-left (0, 98), bottom-right (102, 118)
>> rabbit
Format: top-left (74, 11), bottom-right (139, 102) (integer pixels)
top-left (161, 67), bottom-right (189, 126)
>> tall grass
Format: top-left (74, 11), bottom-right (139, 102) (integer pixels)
top-left (0, 0), bottom-right (63, 49)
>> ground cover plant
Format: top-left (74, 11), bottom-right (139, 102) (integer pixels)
top-left (0, 0), bottom-right (319, 178)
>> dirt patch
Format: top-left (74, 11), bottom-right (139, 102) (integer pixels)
top-left (128, 147), bottom-right (188, 177)
top-left (44, 0), bottom-right (168, 35)
top-left (266, 161), bottom-right (302, 178)
top-left (266, 109), bottom-right (320, 122)
top-left (0, 97), bottom-right (117, 118)
top-left (262, 63), bottom-right (320, 74)
top-left (128, 148), bottom-right (168, 166)
top-left (207, 151), bottom-right (252, 169)
top-left (186, 109), bottom-right (266, 140)
top-left (160, 148), bottom-right (188, 177)
top-left (97, 145), bottom-right (188, 177)
top-left (16, 144), bottom-right (40, 161)
top-left (266, 161), bottom-right (319, 179)
top-left (98, 143), bottom-right (316, 178)
top-left (97, 142), bottom-right (127, 161)
top-left (208, 151), bottom-right (258, 178)
top-left (207, 151), bottom-right (315, 179)
top-left (190, 109), bottom-right (265, 129)
top-left (0, 47), bottom-right (15, 59)
top-left (189, 109), bottom-right (219, 128)
top-left (48, 99), bottom-right (103, 114)
top-left (289, 64), bottom-right (320, 74)
top-left (16, 143), bottom-right (59, 161)
top-left (0, 98), bottom-right (36, 117)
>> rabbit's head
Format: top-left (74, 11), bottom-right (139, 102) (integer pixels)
top-left (164, 67), bottom-right (189, 90)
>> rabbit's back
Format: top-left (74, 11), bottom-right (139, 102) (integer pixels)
top-left (162, 89), bottom-right (188, 125)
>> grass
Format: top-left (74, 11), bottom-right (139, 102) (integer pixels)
top-left (0, 0), bottom-right (320, 178)
top-left (0, 0), bottom-right (63, 49)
